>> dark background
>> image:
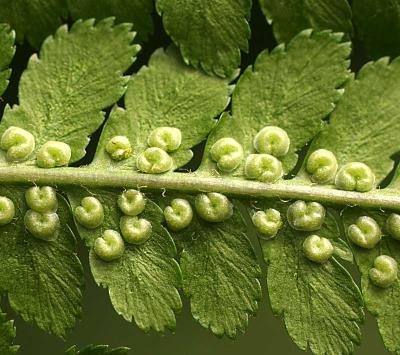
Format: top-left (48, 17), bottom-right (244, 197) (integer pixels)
top-left (1, 1), bottom-right (390, 354)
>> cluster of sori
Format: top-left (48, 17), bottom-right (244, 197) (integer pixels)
top-left (105, 127), bottom-right (182, 174)
top-left (286, 201), bottom-right (334, 264)
top-left (209, 125), bottom-right (376, 192)
top-left (252, 200), bottom-right (331, 261)
top-left (210, 126), bottom-right (289, 182)
top-left (163, 193), bottom-right (233, 232)
top-left (306, 148), bottom-right (375, 192)
top-left (305, 147), bottom-right (396, 288)
top-left (23, 186), bottom-right (60, 241)
top-left (1, 126), bottom-right (71, 168)
top-left (73, 189), bottom-right (235, 261)
top-left (252, 199), bottom-right (399, 288)
top-left (347, 213), bottom-right (399, 288)
top-left (0, 186), bottom-right (61, 241)
top-left (73, 190), bottom-right (152, 262)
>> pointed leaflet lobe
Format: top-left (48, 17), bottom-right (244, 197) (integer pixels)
top-left (65, 344), bottom-right (130, 355)
top-left (0, 18), bottom-right (139, 164)
top-left (0, 0), bottom-right (68, 48)
top-left (0, 187), bottom-right (83, 338)
top-left (256, 201), bottom-right (363, 355)
top-left (68, 0), bottom-right (154, 42)
top-left (0, 306), bottom-right (18, 355)
top-left (308, 57), bottom-right (400, 182)
top-left (0, 24), bottom-right (15, 96)
top-left (156, 0), bottom-right (251, 77)
top-left (342, 208), bottom-right (400, 354)
top-left (200, 30), bottom-right (350, 175)
top-left (181, 212), bottom-right (261, 337)
top-left (156, 193), bottom-right (261, 338)
top-left (260, 0), bottom-right (353, 44)
top-left (93, 47), bottom-right (231, 170)
top-left (67, 188), bottom-right (182, 333)
top-left (353, 0), bottom-right (400, 59)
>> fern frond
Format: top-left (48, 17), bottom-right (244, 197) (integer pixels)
top-left (1, 17), bottom-right (400, 355)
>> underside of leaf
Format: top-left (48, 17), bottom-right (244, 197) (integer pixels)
top-left (156, 0), bottom-right (252, 77)
top-left (68, 188), bottom-right (182, 333)
top-left (260, 0), bottom-right (353, 44)
top-left (0, 187), bottom-right (83, 338)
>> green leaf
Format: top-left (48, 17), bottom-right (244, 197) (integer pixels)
top-left (260, 0), bottom-right (353, 44)
top-left (0, 24), bottom-right (15, 96)
top-left (257, 201), bottom-right (363, 355)
top-left (308, 57), bottom-right (400, 182)
top-left (156, 0), bottom-right (252, 77)
top-left (353, 0), bottom-right (400, 59)
top-left (157, 194), bottom-right (261, 338)
top-left (0, 18), bottom-right (140, 164)
top-left (68, 0), bottom-right (154, 42)
top-left (65, 344), bottom-right (130, 355)
top-left (341, 208), bottom-right (400, 354)
top-left (0, 0), bottom-right (68, 48)
top-left (181, 213), bottom-right (261, 337)
top-left (200, 30), bottom-right (351, 174)
top-left (0, 187), bottom-right (84, 339)
top-left (0, 306), bottom-right (19, 355)
top-left (93, 47), bottom-right (231, 169)
top-left (67, 188), bottom-right (182, 333)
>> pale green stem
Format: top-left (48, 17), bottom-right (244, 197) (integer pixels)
top-left (0, 166), bottom-right (399, 210)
